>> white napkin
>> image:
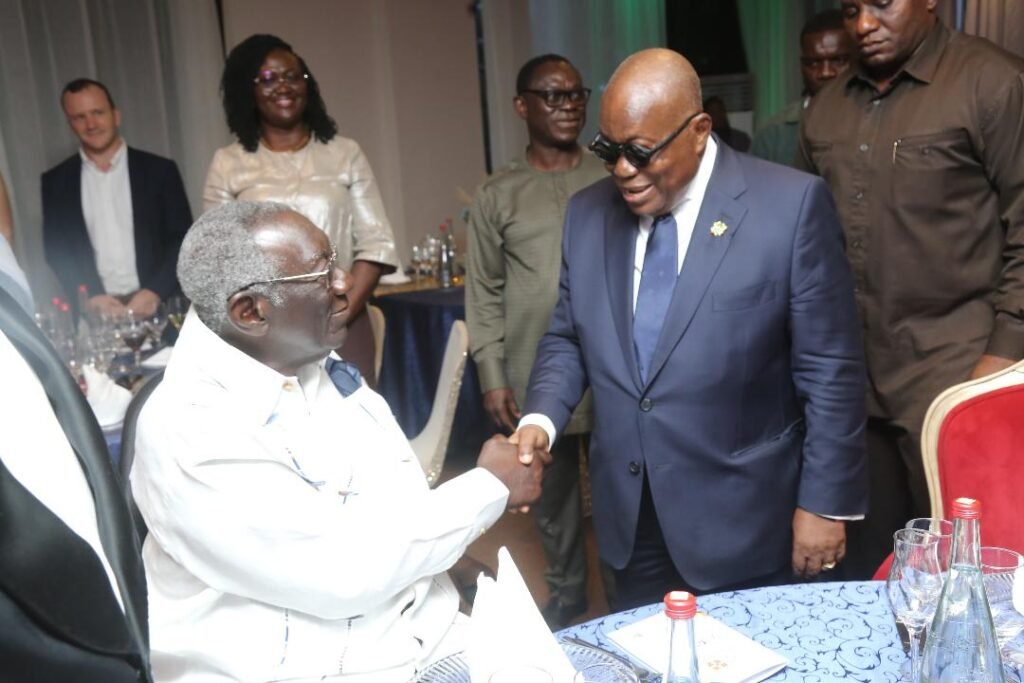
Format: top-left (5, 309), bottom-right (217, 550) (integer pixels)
top-left (141, 346), bottom-right (174, 369)
top-left (468, 547), bottom-right (576, 683)
top-left (83, 365), bottom-right (132, 428)
top-left (608, 611), bottom-right (788, 683)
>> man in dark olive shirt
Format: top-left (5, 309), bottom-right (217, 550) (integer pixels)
top-left (797, 0), bottom-right (1024, 579)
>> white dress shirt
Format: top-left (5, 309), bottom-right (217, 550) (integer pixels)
top-left (132, 310), bottom-right (509, 682)
top-left (0, 329), bottom-right (124, 610)
top-left (80, 140), bottom-right (139, 295)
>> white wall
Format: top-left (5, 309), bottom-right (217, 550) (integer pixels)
top-left (221, 0), bottom-right (489, 261)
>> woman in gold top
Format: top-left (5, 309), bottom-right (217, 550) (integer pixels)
top-left (205, 34), bottom-right (398, 382)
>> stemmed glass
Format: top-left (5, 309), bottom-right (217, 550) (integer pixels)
top-left (166, 295), bottom-right (188, 332)
top-left (146, 302), bottom-right (169, 349)
top-left (121, 310), bottom-right (149, 376)
top-left (887, 527), bottom-right (944, 682)
top-left (905, 518), bottom-right (954, 570)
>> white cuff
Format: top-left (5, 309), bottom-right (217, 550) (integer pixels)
top-left (517, 413), bottom-right (556, 449)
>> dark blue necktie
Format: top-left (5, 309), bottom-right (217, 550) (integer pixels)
top-left (325, 357), bottom-right (364, 397)
top-left (633, 213), bottom-right (678, 384)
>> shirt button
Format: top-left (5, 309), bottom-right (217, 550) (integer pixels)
top-left (628, 461), bottom-right (641, 475)
top-left (855, 191), bottom-right (864, 200)
top-left (282, 382), bottom-right (295, 391)
top-left (872, 99), bottom-right (881, 107)
top-left (852, 238), bottom-right (863, 249)
top-left (640, 398), bottom-right (653, 412)
top-left (859, 143), bottom-right (869, 152)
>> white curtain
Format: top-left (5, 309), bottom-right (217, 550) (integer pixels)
top-left (0, 0), bottom-right (228, 299)
top-left (480, 0), bottom-right (665, 171)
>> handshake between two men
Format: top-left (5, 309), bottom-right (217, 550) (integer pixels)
top-left (474, 433), bottom-right (546, 512)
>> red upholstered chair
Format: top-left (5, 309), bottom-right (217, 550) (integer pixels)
top-left (920, 359), bottom-right (1024, 554)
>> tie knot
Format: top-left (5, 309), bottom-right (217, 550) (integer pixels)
top-left (654, 213), bottom-right (674, 225)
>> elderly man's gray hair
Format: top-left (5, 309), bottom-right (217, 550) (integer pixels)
top-left (177, 201), bottom-right (291, 333)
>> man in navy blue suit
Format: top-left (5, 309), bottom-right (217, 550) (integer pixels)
top-left (513, 49), bottom-right (868, 609)
top-left (42, 78), bottom-right (191, 319)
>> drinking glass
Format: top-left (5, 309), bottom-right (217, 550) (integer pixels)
top-left (573, 663), bottom-right (640, 683)
top-left (410, 245), bottom-right (422, 284)
top-left (146, 302), bottom-right (169, 349)
top-left (905, 518), bottom-right (954, 570)
top-left (166, 295), bottom-right (188, 332)
top-left (981, 546), bottom-right (1024, 651)
top-left (121, 310), bottom-right (149, 376)
top-left (886, 527), bottom-right (944, 682)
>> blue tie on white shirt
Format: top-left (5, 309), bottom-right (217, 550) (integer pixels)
top-left (633, 213), bottom-right (678, 384)
top-left (325, 357), bottom-right (363, 397)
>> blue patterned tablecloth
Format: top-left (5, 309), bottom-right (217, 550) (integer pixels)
top-left (561, 581), bottom-right (904, 682)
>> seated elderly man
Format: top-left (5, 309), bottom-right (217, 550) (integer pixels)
top-left (131, 201), bottom-right (542, 683)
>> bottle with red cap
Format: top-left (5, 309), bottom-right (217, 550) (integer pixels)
top-left (663, 590), bottom-right (699, 683)
top-left (920, 497), bottom-right (1003, 682)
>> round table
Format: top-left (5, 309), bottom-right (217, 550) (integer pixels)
top-left (561, 581), bottom-right (905, 681)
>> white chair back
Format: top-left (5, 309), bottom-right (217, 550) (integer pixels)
top-left (409, 320), bottom-right (468, 487)
top-left (366, 304), bottom-right (385, 385)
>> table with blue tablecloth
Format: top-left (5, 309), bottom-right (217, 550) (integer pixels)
top-left (374, 286), bottom-right (494, 468)
top-left (561, 581), bottom-right (904, 681)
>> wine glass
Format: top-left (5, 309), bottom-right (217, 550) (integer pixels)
top-left (121, 310), bottom-right (149, 377)
top-left (887, 527), bottom-right (944, 682)
top-left (166, 295), bottom-right (188, 332)
top-left (146, 302), bottom-right (169, 349)
top-left (905, 518), bottom-right (954, 570)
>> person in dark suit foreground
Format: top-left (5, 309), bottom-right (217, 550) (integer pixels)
top-left (42, 78), bottom-right (192, 318)
top-left (0, 283), bottom-right (152, 682)
top-left (513, 48), bottom-right (868, 609)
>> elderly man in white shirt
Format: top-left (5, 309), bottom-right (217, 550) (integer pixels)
top-left (131, 201), bottom-right (543, 683)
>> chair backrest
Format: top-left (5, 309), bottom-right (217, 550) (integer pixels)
top-left (118, 368), bottom-right (165, 542)
top-left (921, 359), bottom-right (1024, 553)
top-left (366, 304), bottom-right (385, 385)
top-left (408, 320), bottom-right (468, 487)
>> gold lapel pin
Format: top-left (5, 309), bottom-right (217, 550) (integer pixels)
top-left (710, 220), bottom-right (728, 237)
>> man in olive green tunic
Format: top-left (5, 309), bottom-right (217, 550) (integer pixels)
top-left (466, 54), bottom-right (606, 627)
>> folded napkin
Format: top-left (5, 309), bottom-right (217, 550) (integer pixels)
top-left (468, 547), bottom-right (576, 683)
top-left (141, 346), bottom-right (174, 369)
top-left (83, 365), bottom-right (132, 428)
top-left (608, 610), bottom-right (788, 683)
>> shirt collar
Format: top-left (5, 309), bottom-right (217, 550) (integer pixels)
top-left (639, 134), bottom-right (718, 229)
top-left (846, 19), bottom-right (949, 92)
top-left (79, 138), bottom-right (127, 172)
top-left (168, 308), bottom-right (328, 426)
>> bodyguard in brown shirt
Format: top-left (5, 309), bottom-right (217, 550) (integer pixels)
top-left (797, 0), bottom-right (1024, 579)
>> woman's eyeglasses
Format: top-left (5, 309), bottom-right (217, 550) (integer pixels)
top-left (253, 70), bottom-right (309, 91)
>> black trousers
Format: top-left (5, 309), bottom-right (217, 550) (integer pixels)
top-left (838, 416), bottom-right (931, 580)
top-left (610, 474), bottom-right (792, 612)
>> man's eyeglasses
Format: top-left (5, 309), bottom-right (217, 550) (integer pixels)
top-left (588, 110), bottom-right (702, 168)
top-left (518, 88), bottom-right (591, 108)
top-left (230, 246), bottom-right (338, 300)
top-left (253, 70), bottom-right (309, 91)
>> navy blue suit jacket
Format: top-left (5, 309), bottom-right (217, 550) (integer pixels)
top-left (524, 142), bottom-right (868, 590)
top-left (41, 147), bottom-right (192, 309)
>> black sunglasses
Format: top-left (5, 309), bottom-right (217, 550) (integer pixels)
top-left (588, 110), bottom-right (702, 168)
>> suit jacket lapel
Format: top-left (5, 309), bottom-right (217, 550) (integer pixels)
top-left (0, 288), bottom-right (150, 666)
top-left (646, 144), bottom-right (749, 386)
top-left (604, 196), bottom-right (642, 391)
